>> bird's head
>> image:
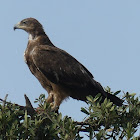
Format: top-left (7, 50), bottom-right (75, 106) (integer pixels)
top-left (14, 18), bottom-right (45, 36)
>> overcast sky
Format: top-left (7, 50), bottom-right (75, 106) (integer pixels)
top-left (0, 0), bottom-right (140, 138)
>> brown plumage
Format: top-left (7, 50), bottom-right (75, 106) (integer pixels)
top-left (14, 18), bottom-right (123, 110)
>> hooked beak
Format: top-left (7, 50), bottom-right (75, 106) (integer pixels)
top-left (14, 22), bottom-right (21, 30)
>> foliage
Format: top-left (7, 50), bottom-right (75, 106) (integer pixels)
top-left (0, 88), bottom-right (140, 140)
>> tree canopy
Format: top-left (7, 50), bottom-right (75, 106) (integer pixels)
top-left (0, 87), bottom-right (140, 140)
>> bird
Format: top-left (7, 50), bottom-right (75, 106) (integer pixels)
top-left (14, 18), bottom-right (123, 111)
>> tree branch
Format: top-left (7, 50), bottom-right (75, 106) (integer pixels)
top-left (0, 94), bottom-right (35, 116)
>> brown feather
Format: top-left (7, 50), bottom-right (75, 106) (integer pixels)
top-left (14, 18), bottom-right (123, 110)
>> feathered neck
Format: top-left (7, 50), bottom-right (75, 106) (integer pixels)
top-left (28, 32), bottom-right (54, 46)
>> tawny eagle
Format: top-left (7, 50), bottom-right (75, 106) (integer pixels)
top-left (14, 18), bottom-right (122, 110)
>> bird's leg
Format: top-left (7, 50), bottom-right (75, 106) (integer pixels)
top-left (45, 92), bottom-right (54, 104)
top-left (45, 92), bottom-right (59, 111)
top-left (51, 94), bottom-right (62, 111)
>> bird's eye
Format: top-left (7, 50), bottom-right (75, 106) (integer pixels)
top-left (22, 21), bottom-right (27, 24)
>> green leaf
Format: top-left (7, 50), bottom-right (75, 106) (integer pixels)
top-left (65, 134), bottom-right (69, 139)
top-left (24, 110), bottom-right (28, 125)
top-left (110, 106), bottom-right (115, 111)
top-left (104, 98), bottom-right (108, 105)
top-left (129, 93), bottom-right (136, 96)
top-left (106, 102), bottom-right (113, 108)
top-left (86, 96), bottom-right (93, 102)
top-left (81, 107), bottom-right (89, 115)
top-left (114, 90), bottom-right (121, 96)
top-left (57, 113), bottom-right (62, 122)
top-left (93, 93), bottom-right (101, 102)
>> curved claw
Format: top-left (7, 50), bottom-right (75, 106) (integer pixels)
top-left (51, 105), bottom-right (59, 113)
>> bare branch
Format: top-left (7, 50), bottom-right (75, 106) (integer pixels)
top-left (2, 94), bottom-right (8, 107)
top-left (0, 94), bottom-right (36, 116)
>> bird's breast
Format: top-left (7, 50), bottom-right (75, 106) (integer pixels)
top-left (24, 51), bottom-right (27, 64)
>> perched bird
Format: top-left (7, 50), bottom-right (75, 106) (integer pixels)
top-left (14, 18), bottom-right (123, 110)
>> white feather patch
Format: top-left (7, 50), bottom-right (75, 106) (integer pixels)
top-left (28, 34), bottom-right (34, 41)
top-left (23, 51), bottom-right (27, 63)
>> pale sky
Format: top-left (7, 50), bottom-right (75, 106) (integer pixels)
top-left (0, 0), bottom-right (140, 138)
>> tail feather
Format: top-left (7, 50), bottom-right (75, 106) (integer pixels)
top-left (107, 93), bottom-right (123, 106)
top-left (93, 81), bottom-right (123, 106)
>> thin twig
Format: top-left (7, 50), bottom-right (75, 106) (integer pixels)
top-left (2, 94), bottom-right (8, 107)
top-left (24, 94), bottom-right (35, 116)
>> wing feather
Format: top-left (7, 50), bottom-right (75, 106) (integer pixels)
top-left (31, 45), bottom-right (94, 89)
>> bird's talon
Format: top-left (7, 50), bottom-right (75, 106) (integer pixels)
top-left (51, 106), bottom-right (59, 112)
